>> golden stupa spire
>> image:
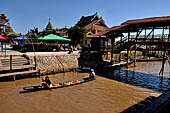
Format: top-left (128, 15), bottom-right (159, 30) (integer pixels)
top-left (46, 18), bottom-right (53, 31)
top-left (5, 24), bottom-right (15, 34)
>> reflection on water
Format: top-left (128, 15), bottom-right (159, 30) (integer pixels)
top-left (102, 69), bottom-right (170, 93)
top-left (0, 61), bottom-right (168, 113)
top-left (111, 61), bottom-right (170, 93)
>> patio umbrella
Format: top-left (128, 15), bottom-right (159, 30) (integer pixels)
top-left (7, 33), bottom-right (17, 37)
top-left (12, 35), bottom-right (30, 41)
top-left (33, 34), bottom-right (71, 41)
top-left (0, 35), bottom-right (7, 40)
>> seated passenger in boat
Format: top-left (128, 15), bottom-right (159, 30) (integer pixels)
top-left (89, 69), bottom-right (96, 79)
top-left (41, 76), bottom-right (52, 88)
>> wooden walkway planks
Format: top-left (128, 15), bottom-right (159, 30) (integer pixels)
top-left (0, 70), bottom-right (40, 78)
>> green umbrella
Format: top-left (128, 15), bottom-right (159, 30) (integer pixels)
top-left (33, 34), bottom-right (71, 41)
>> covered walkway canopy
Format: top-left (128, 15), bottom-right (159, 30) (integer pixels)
top-left (107, 16), bottom-right (170, 34)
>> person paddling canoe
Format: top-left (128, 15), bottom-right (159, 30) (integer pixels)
top-left (41, 76), bottom-right (52, 88)
top-left (89, 69), bottom-right (96, 79)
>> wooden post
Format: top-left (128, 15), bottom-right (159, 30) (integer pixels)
top-left (144, 28), bottom-right (146, 43)
top-left (38, 69), bottom-right (41, 78)
top-left (159, 46), bottom-right (166, 76)
top-left (5, 41), bottom-right (6, 57)
top-left (134, 45), bottom-right (137, 67)
top-left (63, 68), bottom-right (65, 73)
top-left (168, 26), bottom-right (170, 42)
top-left (126, 31), bottom-right (130, 68)
top-left (34, 55), bottom-right (37, 70)
top-left (162, 27), bottom-right (165, 43)
top-left (1, 41), bottom-right (3, 53)
top-left (119, 53), bottom-right (121, 63)
top-left (111, 38), bottom-right (113, 63)
top-left (134, 31), bottom-right (139, 67)
top-left (13, 76), bottom-right (16, 81)
top-left (103, 38), bottom-right (105, 52)
top-left (10, 55), bottom-right (12, 72)
top-left (106, 38), bottom-right (109, 60)
top-left (53, 69), bottom-right (55, 74)
top-left (128, 31), bottom-right (130, 42)
top-left (152, 27), bottom-right (154, 43)
top-left (126, 48), bottom-right (129, 68)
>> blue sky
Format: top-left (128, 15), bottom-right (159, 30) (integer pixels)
top-left (1, 0), bottom-right (170, 34)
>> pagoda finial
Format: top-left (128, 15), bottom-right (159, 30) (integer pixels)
top-left (49, 17), bottom-right (51, 22)
top-left (46, 17), bottom-right (53, 32)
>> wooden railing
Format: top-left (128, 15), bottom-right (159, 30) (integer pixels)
top-left (0, 55), bottom-right (35, 72)
top-left (99, 34), bottom-right (170, 53)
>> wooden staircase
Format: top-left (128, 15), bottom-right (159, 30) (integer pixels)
top-left (112, 36), bottom-right (135, 53)
top-left (0, 55), bottom-right (39, 80)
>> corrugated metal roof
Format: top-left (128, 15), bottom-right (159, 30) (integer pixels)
top-left (110, 25), bottom-right (124, 31)
top-left (121, 16), bottom-right (170, 25)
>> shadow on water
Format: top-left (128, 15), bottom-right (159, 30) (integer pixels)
top-left (120, 96), bottom-right (157, 113)
top-left (97, 69), bottom-right (170, 93)
top-left (19, 90), bottom-right (37, 94)
top-left (19, 88), bottom-right (53, 94)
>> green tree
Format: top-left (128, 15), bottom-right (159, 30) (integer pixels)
top-left (68, 26), bottom-right (87, 47)
top-left (27, 27), bottom-right (40, 38)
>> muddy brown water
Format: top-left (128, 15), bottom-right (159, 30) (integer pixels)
top-left (1, 61), bottom-right (169, 113)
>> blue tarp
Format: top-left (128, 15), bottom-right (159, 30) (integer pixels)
top-left (12, 36), bottom-right (30, 40)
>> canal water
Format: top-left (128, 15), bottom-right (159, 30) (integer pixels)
top-left (0, 61), bottom-right (170, 113)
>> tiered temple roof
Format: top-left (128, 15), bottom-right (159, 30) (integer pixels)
top-left (0, 13), bottom-right (8, 21)
top-left (76, 12), bottom-right (107, 27)
top-left (0, 13), bottom-right (9, 35)
top-left (75, 12), bottom-right (109, 38)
